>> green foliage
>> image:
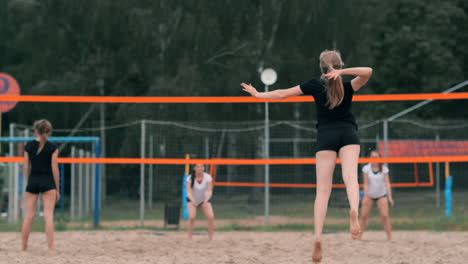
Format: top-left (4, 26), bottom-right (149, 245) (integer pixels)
top-left (1, 0), bottom-right (467, 194)
top-left (2, 0), bottom-right (465, 123)
top-left (360, 0), bottom-right (467, 119)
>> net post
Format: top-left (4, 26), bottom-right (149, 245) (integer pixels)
top-left (435, 134), bottom-right (440, 208)
top-left (383, 120), bottom-right (388, 158)
top-left (8, 123), bottom-right (14, 223)
top-left (78, 149), bottom-right (83, 220)
top-left (139, 120), bottom-right (146, 227)
top-left (71, 146), bottom-right (76, 221)
top-left (60, 163), bottom-right (65, 216)
top-left (264, 85), bottom-right (270, 226)
top-left (444, 162), bottom-right (452, 217)
top-left (185, 154), bottom-right (190, 174)
top-left (85, 152), bottom-right (90, 216)
top-left (93, 139), bottom-right (101, 228)
top-left (148, 136), bottom-right (154, 209)
top-left (13, 157), bottom-right (19, 221)
top-left (183, 154), bottom-right (190, 221)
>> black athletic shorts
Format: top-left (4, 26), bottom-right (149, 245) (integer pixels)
top-left (26, 177), bottom-right (56, 194)
top-left (186, 198), bottom-right (204, 207)
top-left (316, 124), bottom-right (360, 153)
top-left (371, 194), bottom-right (387, 201)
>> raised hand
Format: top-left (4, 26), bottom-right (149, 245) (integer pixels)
top-left (241, 83), bottom-right (258, 97)
top-left (323, 68), bottom-right (343, 80)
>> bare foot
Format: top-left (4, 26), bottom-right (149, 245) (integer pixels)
top-left (350, 210), bottom-right (361, 240)
top-left (358, 231), bottom-right (363, 240)
top-left (312, 240), bottom-right (322, 263)
top-left (48, 248), bottom-right (57, 255)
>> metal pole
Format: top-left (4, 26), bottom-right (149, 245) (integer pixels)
top-left (148, 136), bottom-right (154, 210)
top-left (204, 136), bottom-right (210, 184)
top-left (8, 123), bottom-right (14, 223)
top-left (89, 152), bottom-right (93, 214)
top-left (13, 159), bottom-right (19, 221)
top-left (264, 85), bottom-right (270, 225)
top-left (93, 139), bottom-right (101, 228)
top-left (85, 152), bottom-right (90, 216)
top-left (435, 134), bottom-right (440, 208)
top-left (60, 163), bottom-right (65, 217)
top-left (140, 120), bottom-right (146, 226)
top-left (99, 80), bottom-right (106, 202)
top-left (22, 129), bottom-right (30, 218)
top-left (91, 150), bottom-right (95, 211)
top-left (383, 120), bottom-right (388, 158)
top-left (387, 80), bottom-right (468, 122)
top-left (204, 136), bottom-right (210, 159)
top-left (70, 146), bottom-right (76, 220)
top-left (78, 149), bottom-right (83, 220)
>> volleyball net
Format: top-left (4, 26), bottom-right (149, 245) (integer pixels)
top-left (0, 92), bottom-right (467, 228)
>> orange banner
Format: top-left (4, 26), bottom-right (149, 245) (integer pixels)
top-left (213, 182), bottom-right (433, 188)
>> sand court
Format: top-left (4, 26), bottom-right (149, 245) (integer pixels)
top-left (1, 231), bottom-right (467, 264)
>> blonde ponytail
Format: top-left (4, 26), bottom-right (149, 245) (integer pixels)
top-left (319, 50), bottom-right (345, 109)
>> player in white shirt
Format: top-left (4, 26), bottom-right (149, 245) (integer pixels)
top-left (186, 164), bottom-right (215, 240)
top-left (359, 150), bottom-right (394, 240)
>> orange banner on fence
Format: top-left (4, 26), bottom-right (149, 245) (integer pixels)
top-left (1, 156), bottom-right (468, 164)
top-left (213, 161), bottom-right (435, 188)
top-left (1, 92), bottom-right (468, 103)
top-left (213, 182), bottom-right (433, 188)
top-left (1, 156), bottom-right (439, 188)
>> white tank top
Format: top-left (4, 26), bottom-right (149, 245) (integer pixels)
top-left (362, 163), bottom-right (389, 199)
top-left (187, 173), bottom-right (212, 205)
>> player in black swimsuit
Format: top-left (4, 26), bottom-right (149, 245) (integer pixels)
top-left (241, 50), bottom-right (372, 262)
top-left (21, 119), bottom-right (60, 254)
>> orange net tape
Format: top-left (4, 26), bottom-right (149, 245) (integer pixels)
top-left (1, 156), bottom-right (468, 164)
top-left (1, 92), bottom-right (468, 103)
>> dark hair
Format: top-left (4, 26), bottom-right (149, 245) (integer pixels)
top-left (191, 164), bottom-right (206, 187)
top-left (370, 150), bottom-right (383, 172)
top-left (190, 168), bottom-right (196, 188)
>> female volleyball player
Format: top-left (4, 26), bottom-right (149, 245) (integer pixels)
top-left (186, 164), bottom-right (215, 240)
top-left (241, 50), bottom-right (372, 262)
top-left (21, 119), bottom-right (59, 254)
top-left (359, 150), bottom-right (393, 240)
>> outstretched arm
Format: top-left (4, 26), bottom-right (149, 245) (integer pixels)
top-left (363, 172), bottom-right (369, 197)
top-left (204, 181), bottom-right (213, 203)
top-left (323, 67), bottom-right (373, 91)
top-left (23, 152), bottom-right (30, 182)
top-left (384, 173), bottom-right (394, 206)
top-left (51, 150), bottom-right (60, 202)
top-left (241, 83), bottom-right (303, 99)
top-left (187, 183), bottom-right (196, 203)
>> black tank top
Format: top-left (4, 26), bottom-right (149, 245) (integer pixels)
top-left (24, 140), bottom-right (58, 178)
top-left (300, 78), bottom-right (357, 129)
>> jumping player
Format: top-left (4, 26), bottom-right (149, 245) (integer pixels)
top-left (241, 50), bottom-right (373, 262)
